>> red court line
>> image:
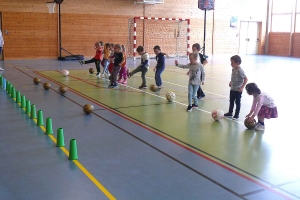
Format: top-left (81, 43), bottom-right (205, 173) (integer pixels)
top-left (34, 70), bottom-right (292, 200)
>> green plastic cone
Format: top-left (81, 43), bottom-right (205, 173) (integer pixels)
top-left (0, 76), bottom-right (3, 87)
top-left (56, 128), bottom-right (65, 147)
top-left (30, 104), bottom-right (37, 119)
top-left (16, 91), bottom-right (21, 103)
top-left (26, 100), bottom-right (31, 114)
top-left (10, 87), bottom-right (16, 98)
top-left (37, 110), bottom-right (44, 126)
top-left (69, 139), bottom-right (78, 160)
top-left (6, 83), bottom-right (11, 94)
top-left (21, 95), bottom-right (26, 108)
top-left (46, 117), bottom-right (53, 135)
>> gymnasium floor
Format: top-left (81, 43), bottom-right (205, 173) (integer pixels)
top-left (0, 55), bottom-right (300, 200)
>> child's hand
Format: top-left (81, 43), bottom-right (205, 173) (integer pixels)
top-left (175, 60), bottom-right (178, 65)
top-left (238, 87), bottom-right (243, 92)
top-left (229, 81), bottom-right (232, 87)
top-left (186, 71), bottom-right (190, 76)
top-left (246, 115), bottom-right (255, 122)
top-left (153, 67), bottom-right (156, 72)
top-left (202, 82), bottom-right (205, 85)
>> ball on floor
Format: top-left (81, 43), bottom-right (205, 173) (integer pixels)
top-left (244, 118), bottom-right (256, 129)
top-left (211, 108), bottom-right (224, 121)
top-left (61, 69), bottom-right (69, 76)
top-left (83, 104), bottom-right (94, 114)
top-left (149, 84), bottom-right (158, 92)
top-left (33, 77), bottom-right (40, 84)
top-left (89, 68), bottom-right (94, 74)
top-left (166, 92), bottom-right (176, 102)
top-left (43, 82), bottom-right (51, 90)
top-left (59, 86), bottom-right (67, 94)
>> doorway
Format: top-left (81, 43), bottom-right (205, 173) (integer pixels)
top-left (239, 21), bottom-right (261, 55)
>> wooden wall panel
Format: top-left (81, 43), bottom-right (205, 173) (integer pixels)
top-left (268, 32), bottom-right (290, 56)
top-left (0, 0), bottom-right (268, 60)
top-left (291, 33), bottom-right (300, 57)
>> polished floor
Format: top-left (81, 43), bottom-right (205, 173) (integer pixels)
top-left (0, 55), bottom-right (300, 200)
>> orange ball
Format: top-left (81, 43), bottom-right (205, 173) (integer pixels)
top-left (43, 82), bottom-right (51, 90)
top-left (33, 77), bottom-right (40, 84)
top-left (83, 104), bottom-right (94, 114)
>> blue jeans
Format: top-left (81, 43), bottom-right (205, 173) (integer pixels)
top-left (188, 84), bottom-right (199, 106)
top-left (102, 59), bottom-right (109, 74)
top-left (155, 67), bottom-right (165, 86)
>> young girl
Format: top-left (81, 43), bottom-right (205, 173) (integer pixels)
top-left (153, 45), bottom-right (165, 89)
top-left (109, 44), bottom-right (123, 88)
top-left (245, 83), bottom-right (278, 131)
top-left (101, 43), bottom-right (110, 78)
top-left (175, 52), bottom-right (205, 112)
top-left (80, 41), bottom-right (103, 77)
top-left (108, 43), bottom-right (115, 75)
top-left (117, 45), bottom-right (127, 84)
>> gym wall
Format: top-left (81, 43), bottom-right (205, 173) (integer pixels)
top-left (0, 0), bottom-right (268, 60)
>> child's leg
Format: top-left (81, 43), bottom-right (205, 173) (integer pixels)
top-left (193, 85), bottom-right (200, 105)
top-left (188, 84), bottom-right (194, 106)
top-left (228, 90), bottom-right (235, 114)
top-left (155, 67), bottom-right (164, 87)
top-left (95, 60), bottom-right (101, 74)
top-left (102, 59), bottom-right (109, 75)
top-left (141, 67), bottom-right (148, 86)
top-left (111, 66), bottom-right (121, 85)
top-left (118, 67), bottom-right (123, 82)
top-left (84, 58), bottom-right (97, 64)
top-left (234, 91), bottom-right (242, 117)
top-left (129, 66), bottom-right (142, 76)
top-left (258, 115), bottom-right (265, 124)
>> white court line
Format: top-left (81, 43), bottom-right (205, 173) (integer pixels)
top-left (109, 76), bottom-right (244, 125)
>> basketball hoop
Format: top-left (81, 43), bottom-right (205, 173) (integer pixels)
top-left (46, 1), bottom-right (56, 14)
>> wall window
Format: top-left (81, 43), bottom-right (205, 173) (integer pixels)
top-left (271, 0), bottom-right (293, 32)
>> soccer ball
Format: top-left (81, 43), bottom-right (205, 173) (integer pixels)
top-left (166, 92), bottom-right (176, 102)
top-left (149, 84), bottom-right (158, 92)
top-left (61, 69), bottom-right (69, 76)
top-left (244, 118), bottom-right (256, 129)
top-left (211, 108), bottom-right (224, 121)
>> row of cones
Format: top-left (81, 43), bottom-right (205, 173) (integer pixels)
top-left (0, 75), bottom-right (78, 160)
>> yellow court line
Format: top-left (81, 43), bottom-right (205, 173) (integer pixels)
top-left (16, 102), bottom-right (116, 200)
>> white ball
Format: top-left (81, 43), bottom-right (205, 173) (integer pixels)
top-left (61, 69), bottom-right (69, 76)
top-left (166, 92), bottom-right (176, 102)
top-left (211, 108), bottom-right (224, 121)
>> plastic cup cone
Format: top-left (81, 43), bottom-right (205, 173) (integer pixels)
top-left (0, 76), bottom-right (3, 87)
top-left (6, 83), bottom-right (11, 94)
top-left (56, 128), bottom-right (65, 147)
top-left (69, 139), bottom-right (78, 160)
top-left (26, 100), bottom-right (31, 114)
top-left (21, 95), bottom-right (26, 108)
top-left (11, 87), bottom-right (16, 98)
top-left (30, 104), bottom-right (37, 119)
top-left (37, 110), bottom-right (44, 126)
top-left (16, 91), bottom-right (21, 103)
top-left (3, 78), bottom-right (6, 90)
top-left (46, 117), bottom-right (53, 135)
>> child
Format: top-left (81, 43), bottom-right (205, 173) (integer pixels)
top-left (101, 43), bottom-right (110, 78)
top-left (118, 45), bottom-right (127, 84)
top-left (0, 30), bottom-right (4, 71)
top-left (245, 83), bottom-right (278, 131)
top-left (109, 44), bottom-right (123, 88)
top-left (153, 45), bottom-right (165, 89)
top-left (191, 43), bottom-right (208, 100)
top-left (108, 43), bottom-right (115, 75)
top-left (80, 41), bottom-right (103, 77)
top-left (127, 46), bottom-right (150, 89)
top-left (175, 52), bottom-right (205, 112)
top-left (224, 55), bottom-right (248, 120)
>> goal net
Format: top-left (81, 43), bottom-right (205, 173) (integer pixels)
top-left (127, 17), bottom-right (190, 60)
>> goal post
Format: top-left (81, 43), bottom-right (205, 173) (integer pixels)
top-left (128, 16), bottom-right (190, 60)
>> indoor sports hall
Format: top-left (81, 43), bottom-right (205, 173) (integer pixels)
top-left (1, 0), bottom-right (300, 200)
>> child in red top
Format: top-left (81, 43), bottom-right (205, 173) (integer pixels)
top-left (118, 45), bottom-right (127, 84)
top-left (80, 41), bottom-right (103, 77)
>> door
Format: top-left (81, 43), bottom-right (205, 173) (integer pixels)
top-left (239, 21), bottom-right (260, 55)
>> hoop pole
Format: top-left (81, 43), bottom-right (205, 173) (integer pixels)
top-left (58, 3), bottom-right (62, 59)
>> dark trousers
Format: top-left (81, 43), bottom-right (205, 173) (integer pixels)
top-left (229, 90), bottom-right (242, 116)
top-left (85, 58), bottom-right (101, 73)
top-left (197, 86), bottom-right (205, 98)
top-left (111, 66), bottom-right (121, 84)
top-left (155, 67), bottom-right (164, 86)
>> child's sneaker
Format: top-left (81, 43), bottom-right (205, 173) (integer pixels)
top-left (108, 84), bottom-right (114, 88)
top-left (0, 67), bottom-right (4, 71)
top-left (79, 60), bottom-right (84, 65)
top-left (255, 124), bottom-right (265, 131)
top-left (139, 85), bottom-right (147, 89)
top-left (111, 83), bottom-right (118, 88)
top-left (96, 72), bottom-right (100, 77)
top-left (186, 105), bottom-right (192, 112)
top-left (122, 80), bottom-right (127, 84)
top-left (224, 113), bottom-right (233, 118)
top-left (117, 79), bottom-right (122, 83)
top-left (197, 96), bottom-right (203, 100)
top-left (232, 115), bottom-right (239, 120)
top-left (192, 104), bottom-right (198, 109)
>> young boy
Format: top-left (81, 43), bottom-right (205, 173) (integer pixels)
top-left (191, 43), bottom-right (208, 100)
top-left (224, 55), bottom-right (248, 120)
top-left (109, 44), bottom-right (123, 88)
top-left (153, 45), bottom-right (165, 89)
top-left (127, 46), bottom-right (150, 89)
